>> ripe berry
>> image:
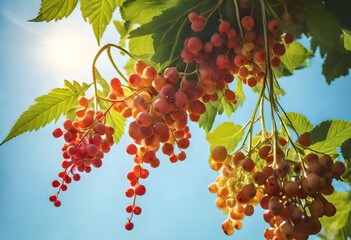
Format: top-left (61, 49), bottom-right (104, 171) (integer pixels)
top-left (187, 37), bottom-right (203, 54)
top-left (218, 20), bottom-right (231, 34)
top-left (270, 56), bottom-right (281, 67)
top-left (126, 143), bottom-right (138, 155)
top-left (268, 19), bottom-right (281, 33)
top-left (242, 158), bottom-right (255, 172)
top-left (52, 128), bottom-right (63, 138)
top-left (135, 184), bottom-right (146, 196)
top-left (133, 206), bottom-right (142, 215)
top-left (52, 180), bottom-right (60, 188)
top-left (273, 43), bottom-right (286, 56)
top-left (283, 33), bottom-right (294, 44)
top-left (298, 133), bottom-right (312, 147)
top-left (241, 16), bottom-right (255, 30)
top-left (49, 195), bottom-right (57, 202)
top-left (125, 221), bottom-right (134, 231)
top-left (211, 146), bottom-right (228, 162)
top-left (125, 205), bottom-right (133, 213)
top-left (188, 11), bottom-right (198, 22)
top-left (73, 174), bottom-right (81, 181)
top-left (54, 200), bottom-right (61, 207)
top-left (110, 78), bottom-right (121, 90)
top-left (125, 188), bottom-right (135, 198)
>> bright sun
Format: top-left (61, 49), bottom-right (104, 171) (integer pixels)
top-left (43, 28), bottom-right (98, 75)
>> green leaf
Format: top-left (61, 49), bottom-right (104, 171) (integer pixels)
top-left (129, 35), bottom-right (154, 57)
top-left (199, 100), bottom-right (220, 132)
top-left (129, 0), bottom-right (217, 67)
top-left (341, 138), bottom-right (351, 159)
top-left (113, 20), bottom-right (133, 47)
top-left (120, 0), bottom-right (178, 24)
top-left (319, 191), bottom-right (351, 240)
top-left (303, 0), bottom-right (344, 53)
top-left (309, 120), bottom-right (351, 156)
top-left (81, 0), bottom-right (118, 44)
top-left (280, 41), bottom-right (313, 72)
top-left (281, 112), bottom-right (313, 134)
top-left (324, 0), bottom-right (351, 31)
top-left (1, 80), bottom-right (90, 145)
top-left (342, 30), bottom-right (351, 51)
top-left (30, 0), bottom-right (78, 22)
top-left (94, 67), bottom-right (110, 96)
top-left (206, 122), bottom-right (244, 154)
top-left (105, 109), bottom-right (126, 144)
top-left (322, 51), bottom-right (351, 84)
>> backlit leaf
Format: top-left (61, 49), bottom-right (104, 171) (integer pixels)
top-left (319, 191), bottom-right (351, 240)
top-left (105, 109), bottom-right (126, 144)
top-left (81, 0), bottom-right (118, 44)
top-left (281, 112), bottom-right (313, 134)
top-left (342, 30), bottom-right (351, 51)
top-left (206, 122), bottom-right (244, 154)
top-left (120, 0), bottom-right (178, 24)
top-left (309, 120), bottom-right (351, 156)
top-left (280, 41), bottom-right (313, 72)
top-left (30, 0), bottom-right (78, 22)
top-left (1, 80), bottom-right (91, 145)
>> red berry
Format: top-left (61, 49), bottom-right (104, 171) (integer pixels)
top-left (268, 19), bottom-right (281, 33)
top-left (270, 56), bottom-right (281, 67)
top-left (49, 195), bottom-right (57, 202)
top-left (126, 205), bottom-right (133, 213)
top-left (284, 33), bottom-right (294, 44)
top-left (135, 184), bottom-right (146, 196)
top-left (52, 180), bottom-right (60, 188)
top-left (133, 206), bottom-right (142, 215)
top-left (298, 133), bottom-right (312, 147)
top-left (188, 11), bottom-right (198, 22)
top-left (52, 128), bottom-right (63, 138)
top-left (125, 221), bottom-right (134, 231)
top-left (110, 78), bottom-right (121, 90)
top-left (187, 37), bottom-right (203, 54)
top-left (73, 174), bottom-right (81, 181)
top-left (125, 188), bottom-right (135, 198)
top-left (140, 169), bottom-right (149, 179)
top-left (218, 20), bottom-right (231, 34)
top-left (60, 184), bottom-right (68, 191)
top-left (273, 43), bottom-right (286, 56)
top-left (126, 143), bottom-right (138, 155)
top-left (241, 16), bottom-right (255, 30)
top-left (54, 200), bottom-right (61, 207)
top-left (177, 151), bottom-right (186, 161)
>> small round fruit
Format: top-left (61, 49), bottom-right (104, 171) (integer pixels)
top-left (211, 146), bottom-right (228, 162)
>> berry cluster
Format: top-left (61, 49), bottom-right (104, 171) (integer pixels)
top-left (181, 11), bottom-right (293, 102)
top-left (208, 134), bottom-right (346, 239)
top-left (50, 98), bottom-right (114, 207)
top-left (106, 60), bottom-right (208, 229)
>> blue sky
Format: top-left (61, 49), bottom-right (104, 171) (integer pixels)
top-left (0, 1), bottom-right (350, 240)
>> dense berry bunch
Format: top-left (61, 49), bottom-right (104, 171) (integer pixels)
top-left (50, 98), bottom-right (114, 207)
top-left (106, 60), bottom-right (208, 229)
top-left (181, 11), bottom-right (293, 101)
top-left (208, 134), bottom-right (346, 239)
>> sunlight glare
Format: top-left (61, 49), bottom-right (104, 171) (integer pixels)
top-left (43, 27), bottom-right (97, 76)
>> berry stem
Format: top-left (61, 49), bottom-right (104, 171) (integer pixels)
top-left (106, 46), bottom-right (129, 84)
top-left (260, 0), bottom-right (280, 166)
top-left (233, 0), bottom-right (244, 42)
top-left (92, 43), bottom-right (138, 112)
